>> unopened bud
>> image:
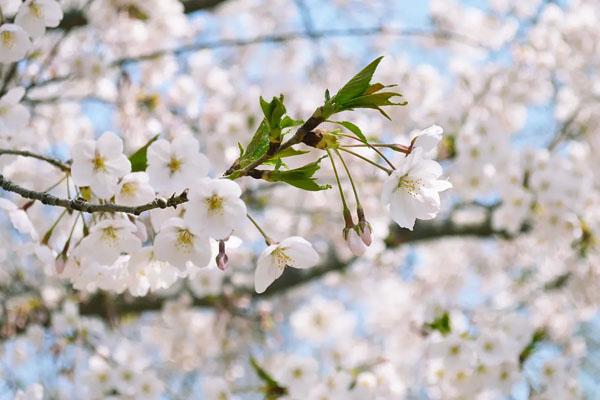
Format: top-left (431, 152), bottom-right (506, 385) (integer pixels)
top-left (344, 227), bottom-right (367, 257)
top-left (358, 220), bottom-right (373, 246)
top-left (216, 240), bottom-right (228, 271)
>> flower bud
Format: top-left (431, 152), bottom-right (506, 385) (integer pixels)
top-left (358, 220), bottom-right (373, 246)
top-left (216, 240), bottom-right (228, 271)
top-left (345, 227), bottom-right (367, 256)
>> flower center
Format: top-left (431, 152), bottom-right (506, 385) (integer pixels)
top-left (120, 182), bottom-right (136, 197)
top-left (29, 2), bottom-right (43, 18)
top-left (176, 229), bottom-right (193, 252)
top-left (101, 226), bottom-right (118, 242)
top-left (397, 175), bottom-right (423, 196)
top-left (272, 247), bottom-right (292, 270)
top-left (1, 31), bottom-right (14, 48)
top-left (92, 153), bottom-right (107, 172)
top-left (205, 194), bottom-right (224, 214)
top-left (167, 156), bottom-right (182, 175)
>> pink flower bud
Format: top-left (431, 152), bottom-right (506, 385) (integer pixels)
top-left (359, 221), bottom-right (373, 246)
top-left (346, 228), bottom-right (367, 256)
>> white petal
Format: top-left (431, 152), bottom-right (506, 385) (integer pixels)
top-left (254, 253), bottom-right (284, 293)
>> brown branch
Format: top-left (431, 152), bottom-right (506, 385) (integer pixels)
top-left (0, 174), bottom-right (188, 215)
top-left (27, 27), bottom-right (486, 94)
top-left (0, 149), bottom-right (71, 172)
top-left (78, 205), bottom-right (525, 319)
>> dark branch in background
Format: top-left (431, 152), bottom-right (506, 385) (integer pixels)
top-left (78, 204), bottom-right (526, 320)
top-left (26, 27), bottom-right (486, 95)
top-left (57, 0), bottom-right (230, 31)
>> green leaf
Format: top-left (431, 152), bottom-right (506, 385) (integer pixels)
top-left (519, 329), bottom-right (547, 366)
top-left (280, 116), bottom-right (304, 129)
top-left (238, 120), bottom-right (271, 169)
top-left (250, 357), bottom-right (288, 399)
top-left (425, 312), bottom-right (452, 336)
top-left (333, 56), bottom-right (383, 106)
top-left (343, 91), bottom-right (407, 120)
top-left (129, 134), bottom-right (159, 172)
top-left (330, 120), bottom-right (367, 143)
top-left (266, 157), bottom-right (331, 191)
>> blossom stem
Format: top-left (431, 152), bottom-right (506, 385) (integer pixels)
top-left (338, 148), bottom-right (392, 175)
top-left (341, 143), bottom-right (411, 154)
top-left (246, 213), bottom-right (273, 245)
top-left (325, 149), bottom-right (349, 211)
top-left (334, 149), bottom-right (361, 209)
top-left (337, 133), bottom-right (396, 170)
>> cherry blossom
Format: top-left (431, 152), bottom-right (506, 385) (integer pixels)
top-left (255, 236), bottom-right (319, 293)
top-left (382, 148), bottom-right (452, 230)
top-left (76, 219), bottom-right (141, 265)
top-left (147, 136), bottom-right (209, 195)
top-left (15, 0), bottom-right (63, 38)
top-left (0, 87), bottom-right (29, 133)
top-left (184, 178), bottom-right (247, 240)
top-left (154, 217), bottom-right (211, 271)
top-left (0, 24), bottom-right (31, 63)
top-left (71, 131), bottom-right (131, 198)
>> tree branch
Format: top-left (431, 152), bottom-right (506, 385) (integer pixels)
top-left (78, 206), bottom-right (524, 319)
top-left (0, 174), bottom-right (188, 215)
top-left (0, 149), bottom-right (71, 172)
top-left (27, 27), bottom-right (485, 93)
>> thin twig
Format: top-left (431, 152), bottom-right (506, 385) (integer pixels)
top-left (0, 149), bottom-right (71, 172)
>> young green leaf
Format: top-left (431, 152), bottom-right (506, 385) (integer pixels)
top-left (265, 157), bottom-right (331, 191)
top-left (332, 56), bottom-right (383, 106)
top-left (129, 134), bottom-right (159, 172)
top-left (330, 120), bottom-right (368, 143)
top-left (424, 312), bottom-right (452, 336)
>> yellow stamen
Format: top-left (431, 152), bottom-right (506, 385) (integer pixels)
top-left (205, 194), bottom-right (223, 214)
top-left (167, 157), bottom-right (182, 175)
top-left (1, 31), bottom-right (15, 49)
top-left (272, 247), bottom-right (292, 270)
top-left (93, 153), bottom-right (107, 172)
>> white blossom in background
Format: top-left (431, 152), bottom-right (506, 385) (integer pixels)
top-left (71, 131), bottom-right (131, 198)
top-left (0, 87), bottom-right (29, 133)
top-left (185, 178), bottom-right (247, 240)
top-left (147, 136), bottom-right (208, 195)
top-left (0, 24), bottom-right (31, 63)
top-left (154, 217), bottom-right (211, 271)
top-left (15, 0), bottom-right (63, 38)
top-left (255, 236), bottom-right (319, 293)
top-left (382, 148), bottom-right (452, 230)
top-left (126, 246), bottom-right (182, 296)
top-left (0, 198), bottom-right (38, 239)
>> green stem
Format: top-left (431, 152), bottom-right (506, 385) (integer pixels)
top-left (337, 133), bottom-right (396, 170)
top-left (246, 213), bottom-right (273, 245)
top-left (334, 149), bottom-right (361, 208)
top-left (326, 148), bottom-right (349, 211)
top-left (338, 148), bottom-right (392, 175)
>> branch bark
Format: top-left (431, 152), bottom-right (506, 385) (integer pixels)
top-left (78, 207), bottom-right (523, 319)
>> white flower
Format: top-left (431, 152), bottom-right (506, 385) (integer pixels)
top-left (71, 131), bottom-right (131, 198)
top-left (411, 125), bottom-right (443, 158)
top-left (382, 149), bottom-right (452, 230)
top-left (147, 136), bottom-right (208, 195)
top-left (76, 219), bottom-right (141, 265)
top-left (0, 198), bottom-right (38, 239)
top-left (0, 24), bottom-right (31, 63)
top-left (154, 217), bottom-right (211, 271)
top-left (126, 246), bottom-right (182, 296)
top-left (254, 236), bottom-right (319, 293)
top-left (15, 0), bottom-right (63, 38)
top-left (0, 87), bottom-right (29, 132)
top-left (116, 172), bottom-right (156, 206)
top-left (184, 178), bottom-right (247, 240)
